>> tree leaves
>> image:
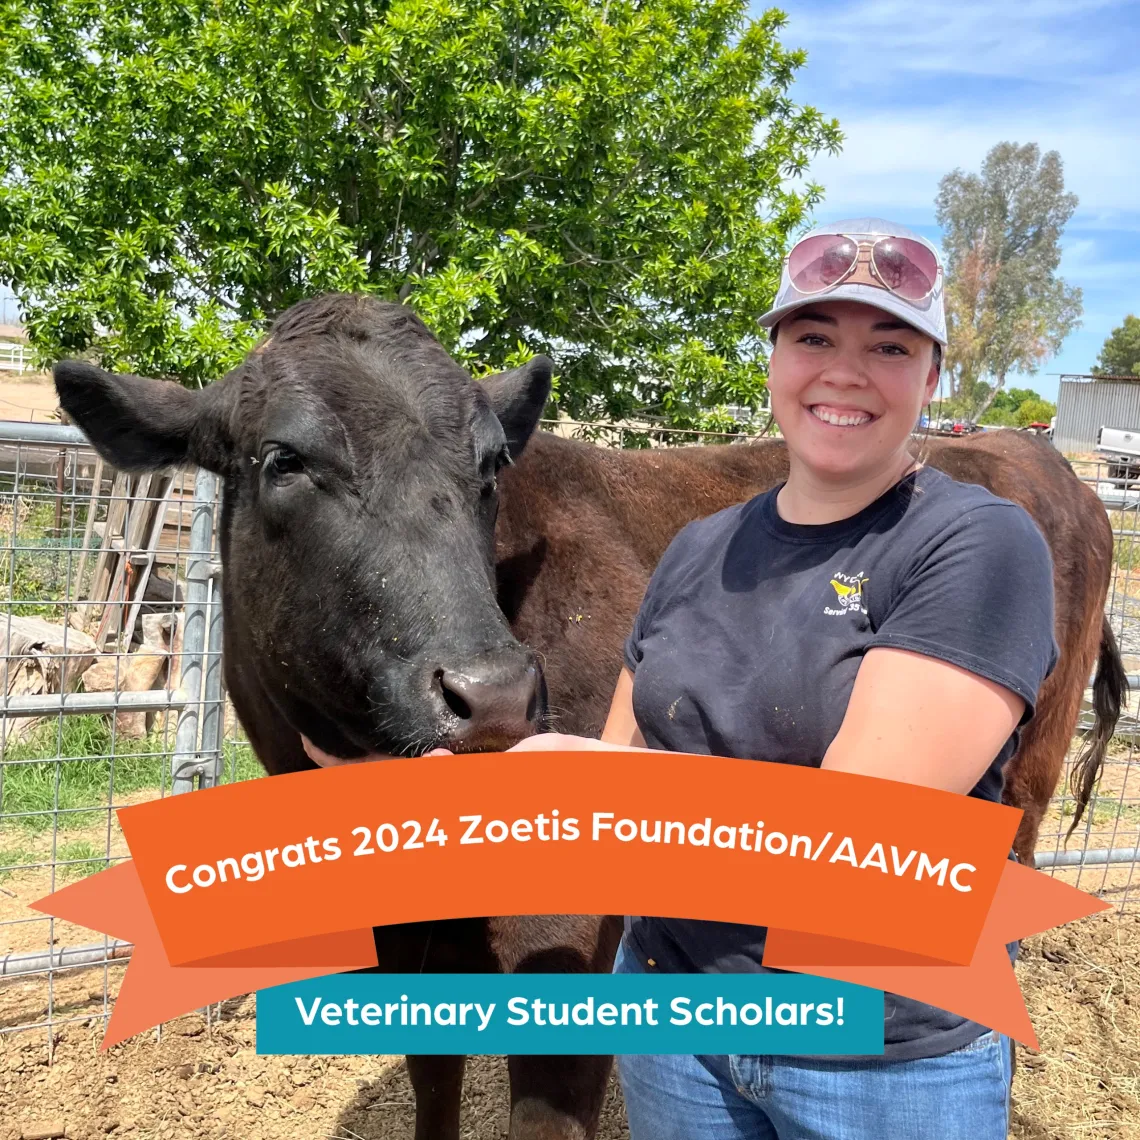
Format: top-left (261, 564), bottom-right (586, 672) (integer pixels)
top-left (1093, 315), bottom-right (1140, 378)
top-left (0, 0), bottom-right (839, 424)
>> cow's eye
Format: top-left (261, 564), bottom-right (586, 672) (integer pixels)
top-left (264, 448), bottom-right (304, 481)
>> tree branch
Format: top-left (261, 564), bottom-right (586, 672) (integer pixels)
top-left (561, 231), bottom-right (638, 268)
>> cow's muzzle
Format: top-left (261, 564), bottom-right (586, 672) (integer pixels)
top-left (428, 647), bottom-right (543, 752)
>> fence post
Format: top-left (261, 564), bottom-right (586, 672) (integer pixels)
top-left (170, 468), bottom-right (220, 795)
top-left (197, 569), bottom-right (227, 788)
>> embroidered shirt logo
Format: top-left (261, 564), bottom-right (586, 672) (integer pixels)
top-left (825, 571), bottom-right (869, 617)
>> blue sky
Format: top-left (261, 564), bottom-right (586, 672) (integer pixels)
top-left (772, 0), bottom-right (1140, 402)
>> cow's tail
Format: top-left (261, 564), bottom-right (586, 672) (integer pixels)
top-left (1067, 616), bottom-right (1128, 839)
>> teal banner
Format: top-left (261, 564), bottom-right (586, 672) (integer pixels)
top-left (256, 973), bottom-right (884, 1055)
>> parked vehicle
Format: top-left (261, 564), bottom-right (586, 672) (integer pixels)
top-left (1096, 425), bottom-right (1140, 484)
top-left (930, 418), bottom-right (981, 436)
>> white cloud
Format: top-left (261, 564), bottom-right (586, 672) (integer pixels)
top-left (802, 113), bottom-right (1140, 219)
top-left (1060, 242), bottom-right (1140, 285)
top-left (790, 0), bottom-right (1134, 82)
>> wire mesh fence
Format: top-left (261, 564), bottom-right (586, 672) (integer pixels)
top-left (0, 421), bottom-right (1136, 1054)
top-left (1042, 453), bottom-right (1140, 906)
top-left (0, 423), bottom-right (258, 1049)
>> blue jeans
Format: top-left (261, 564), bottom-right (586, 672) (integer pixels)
top-left (613, 939), bottom-right (1012, 1140)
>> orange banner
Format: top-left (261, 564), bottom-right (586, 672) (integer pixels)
top-left (31, 751), bottom-right (1109, 1050)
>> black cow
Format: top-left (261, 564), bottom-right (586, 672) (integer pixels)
top-left (56, 295), bottom-right (621, 1140)
top-left (54, 292), bottom-right (1123, 1140)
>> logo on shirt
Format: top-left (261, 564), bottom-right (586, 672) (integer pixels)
top-left (825, 571), bottom-right (869, 617)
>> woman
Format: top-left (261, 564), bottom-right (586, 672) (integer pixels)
top-left (305, 217), bottom-right (1057, 1137)
top-left (508, 218), bottom-right (1058, 1138)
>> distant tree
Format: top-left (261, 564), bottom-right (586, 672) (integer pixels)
top-left (978, 386), bottom-right (1053, 426)
top-left (0, 0), bottom-right (841, 430)
top-left (1014, 397), bottom-right (1056, 426)
top-left (978, 405), bottom-right (1018, 427)
top-left (989, 386), bottom-right (1040, 414)
top-left (1093, 315), bottom-right (1140, 377)
top-left (935, 142), bottom-right (1083, 418)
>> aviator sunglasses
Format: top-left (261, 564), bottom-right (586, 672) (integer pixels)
top-left (786, 233), bottom-right (942, 303)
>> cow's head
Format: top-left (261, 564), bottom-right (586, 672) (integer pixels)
top-left (54, 295), bottom-right (551, 760)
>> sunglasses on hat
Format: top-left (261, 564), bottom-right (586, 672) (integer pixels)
top-left (786, 232), bottom-right (942, 303)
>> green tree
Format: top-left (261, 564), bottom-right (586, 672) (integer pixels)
top-left (988, 386), bottom-right (1039, 414)
top-left (0, 0), bottom-right (840, 429)
top-left (977, 405), bottom-right (1017, 427)
top-left (935, 142), bottom-right (1082, 419)
top-left (1093, 315), bottom-right (1140, 377)
top-left (1014, 397), bottom-right (1056, 426)
top-left (978, 386), bottom-right (1054, 426)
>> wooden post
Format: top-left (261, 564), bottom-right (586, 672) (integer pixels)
top-left (70, 455), bottom-right (104, 612)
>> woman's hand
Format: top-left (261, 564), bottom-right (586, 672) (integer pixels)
top-left (507, 732), bottom-right (652, 753)
top-left (299, 731), bottom-right (650, 765)
top-left (301, 736), bottom-right (452, 767)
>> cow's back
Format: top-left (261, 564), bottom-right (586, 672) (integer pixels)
top-left (495, 429), bottom-right (1112, 738)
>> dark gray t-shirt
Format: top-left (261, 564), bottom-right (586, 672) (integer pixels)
top-left (622, 466), bottom-right (1058, 1062)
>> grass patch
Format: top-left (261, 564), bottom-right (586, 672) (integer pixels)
top-left (56, 839), bottom-right (108, 880)
top-left (0, 842), bottom-right (37, 879)
top-left (0, 716), bottom-right (264, 836)
top-left (1, 715), bottom-right (170, 833)
top-left (1059, 795), bottom-right (1140, 828)
top-left (1113, 540), bottom-right (1140, 575)
top-left (1104, 511), bottom-right (1140, 574)
top-left (219, 740), bottom-right (263, 785)
top-left (0, 493), bottom-right (89, 619)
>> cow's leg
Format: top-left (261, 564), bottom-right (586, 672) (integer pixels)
top-left (406, 1054), bottom-right (466, 1140)
top-left (506, 1054), bottom-right (614, 1140)
top-left (363, 919), bottom-right (496, 1140)
top-left (489, 914), bottom-right (623, 1139)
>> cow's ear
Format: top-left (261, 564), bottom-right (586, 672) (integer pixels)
top-left (53, 361), bottom-right (238, 476)
top-left (480, 355), bottom-right (552, 459)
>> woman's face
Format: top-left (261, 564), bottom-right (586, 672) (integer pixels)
top-left (768, 300), bottom-right (940, 482)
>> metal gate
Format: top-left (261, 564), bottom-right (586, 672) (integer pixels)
top-left (0, 421), bottom-right (250, 1046)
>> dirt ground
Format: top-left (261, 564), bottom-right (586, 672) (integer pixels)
top-left (1, 790), bottom-right (154, 958)
top-left (3, 754), bottom-right (1140, 1139)
top-left (0, 374), bottom-right (59, 425)
top-left (0, 910), bottom-right (1136, 1140)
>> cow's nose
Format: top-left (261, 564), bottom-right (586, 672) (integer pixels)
top-left (435, 652), bottom-right (542, 750)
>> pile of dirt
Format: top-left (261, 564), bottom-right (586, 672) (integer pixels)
top-left (2, 910), bottom-right (1138, 1140)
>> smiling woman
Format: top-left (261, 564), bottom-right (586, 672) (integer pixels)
top-left (511, 217), bottom-right (1060, 1140)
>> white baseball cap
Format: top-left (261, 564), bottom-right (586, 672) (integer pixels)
top-left (759, 218), bottom-right (947, 346)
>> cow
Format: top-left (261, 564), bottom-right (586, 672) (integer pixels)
top-left (53, 293), bottom-right (1124, 1140)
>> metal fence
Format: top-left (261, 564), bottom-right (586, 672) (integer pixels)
top-left (0, 422), bottom-right (254, 1049)
top-left (0, 342), bottom-right (35, 374)
top-left (0, 421), bottom-right (1137, 1052)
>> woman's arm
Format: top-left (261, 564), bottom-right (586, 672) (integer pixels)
top-left (601, 667), bottom-right (648, 747)
top-left (821, 646), bottom-right (1025, 793)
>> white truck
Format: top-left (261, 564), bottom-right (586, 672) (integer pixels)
top-left (1096, 426), bottom-right (1140, 483)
